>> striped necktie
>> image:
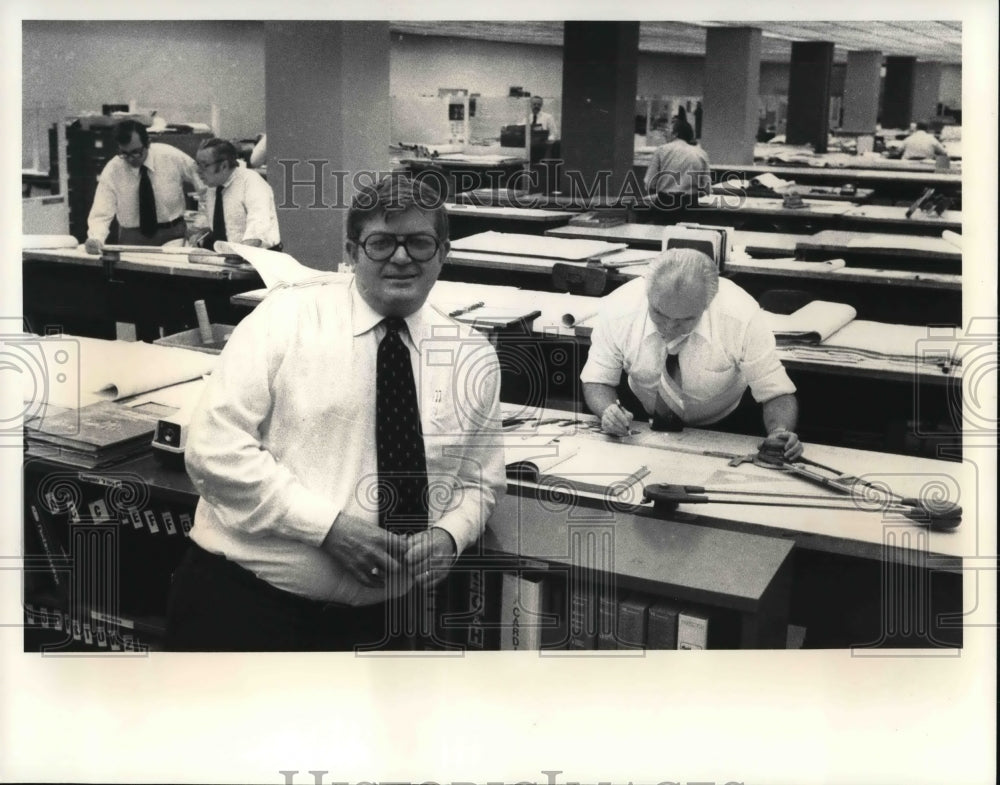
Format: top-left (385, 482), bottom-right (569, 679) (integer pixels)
top-left (375, 318), bottom-right (428, 534)
top-left (651, 349), bottom-right (684, 432)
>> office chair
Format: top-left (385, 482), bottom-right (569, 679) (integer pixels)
top-left (758, 289), bottom-right (812, 315)
top-left (551, 263), bottom-right (608, 296)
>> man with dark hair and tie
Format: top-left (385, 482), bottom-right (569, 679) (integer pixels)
top-left (84, 119), bottom-right (202, 254)
top-left (580, 248), bottom-right (803, 460)
top-left (165, 175), bottom-right (506, 651)
top-left (191, 137), bottom-right (281, 251)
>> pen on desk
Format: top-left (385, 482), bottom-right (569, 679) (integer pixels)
top-left (449, 301), bottom-right (485, 318)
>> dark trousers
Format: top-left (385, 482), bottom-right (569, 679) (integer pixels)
top-left (165, 544), bottom-right (414, 652)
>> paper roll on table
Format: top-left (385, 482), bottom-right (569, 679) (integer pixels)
top-left (941, 230), bottom-right (962, 250)
top-left (194, 300), bottom-right (213, 344)
top-left (561, 311), bottom-right (597, 328)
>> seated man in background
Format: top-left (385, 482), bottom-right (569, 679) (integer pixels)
top-left (166, 175), bottom-right (505, 651)
top-left (85, 119), bottom-right (202, 253)
top-left (900, 122), bottom-right (948, 160)
top-left (643, 118), bottom-right (711, 209)
top-left (191, 137), bottom-right (282, 251)
top-left (581, 248), bottom-right (803, 461)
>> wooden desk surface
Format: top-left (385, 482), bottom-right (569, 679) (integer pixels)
top-left (231, 274), bottom-right (959, 386)
top-left (711, 180), bottom-right (876, 202)
top-left (709, 162), bottom-right (963, 187)
top-left (798, 230), bottom-right (961, 262)
top-left (842, 204), bottom-right (963, 232)
top-left (499, 411), bottom-right (971, 567)
top-left (23, 246), bottom-right (260, 281)
top-left (541, 227), bottom-right (960, 291)
top-left (546, 224), bottom-right (807, 255)
top-left (399, 155), bottom-right (527, 170)
top-left (696, 194), bottom-right (855, 217)
top-left (446, 203), bottom-right (576, 223)
top-left (487, 488), bottom-right (794, 613)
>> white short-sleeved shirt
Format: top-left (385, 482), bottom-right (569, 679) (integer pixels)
top-left (581, 276), bottom-right (796, 425)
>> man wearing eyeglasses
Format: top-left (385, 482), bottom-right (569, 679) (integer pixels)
top-left (190, 138), bottom-right (281, 251)
top-left (84, 120), bottom-right (202, 254)
top-left (166, 175), bottom-right (506, 651)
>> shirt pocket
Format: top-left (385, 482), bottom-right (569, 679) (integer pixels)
top-left (682, 348), bottom-right (738, 402)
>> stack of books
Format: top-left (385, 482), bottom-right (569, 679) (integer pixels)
top-left (25, 401), bottom-right (160, 468)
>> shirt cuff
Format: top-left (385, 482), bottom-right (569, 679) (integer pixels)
top-left (279, 490), bottom-right (340, 547)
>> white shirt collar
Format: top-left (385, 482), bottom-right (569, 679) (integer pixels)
top-left (349, 279), bottom-right (425, 352)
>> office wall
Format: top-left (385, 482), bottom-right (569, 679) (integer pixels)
top-left (390, 33), bottom-right (563, 98)
top-left (637, 52), bottom-right (704, 95)
top-left (22, 21), bottom-right (266, 140)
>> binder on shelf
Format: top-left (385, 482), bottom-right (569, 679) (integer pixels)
top-left (616, 594), bottom-right (651, 650)
top-left (647, 601), bottom-right (681, 650)
top-left (500, 571), bottom-right (546, 651)
top-left (596, 594), bottom-right (618, 650)
top-left (677, 609), bottom-right (710, 650)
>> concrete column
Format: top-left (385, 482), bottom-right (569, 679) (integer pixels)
top-left (841, 50), bottom-right (882, 134)
top-left (912, 61), bottom-right (943, 124)
top-left (265, 22), bottom-right (390, 271)
top-left (559, 22), bottom-right (639, 200)
top-left (882, 56), bottom-right (916, 129)
top-left (786, 41), bottom-right (835, 152)
top-left (701, 26), bottom-right (762, 165)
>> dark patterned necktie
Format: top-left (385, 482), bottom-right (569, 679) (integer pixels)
top-left (138, 165), bottom-right (157, 237)
top-left (213, 186), bottom-right (227, 242)
top-left (651, 349), bottom-right (685, 432)
top-left (376, 318), bottom-right (428, 534)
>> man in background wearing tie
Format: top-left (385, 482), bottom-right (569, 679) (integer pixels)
top-left (191, 137), bottom-right (282, 251)
top-left (165, 175), bottom-right (506, 651)
top-left (529, 95), bottom-right (559, 142)
top-left (580, 248), bottom-right (803, 460)
top-left (84, 120), bottom-right (201, 254)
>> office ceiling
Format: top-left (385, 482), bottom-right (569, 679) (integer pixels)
top-left (389, 21), bottom-right (962, 64)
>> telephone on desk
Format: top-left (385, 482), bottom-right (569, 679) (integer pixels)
top-left (905, 188), bottom-right (952, 219)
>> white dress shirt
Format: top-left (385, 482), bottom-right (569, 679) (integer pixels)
top-left (200, 165), bottom-right (281, 247)
top-left (527, 110), bottom-right (559, 141)
top-left (900, 129), bottom-right (947, 160)
top-left (87, 143), bottom-right (202, 242)
top-left (643, 139), bottom-right (712, 196)
top-left (185, 278), bottom-right (506, 604)
top-left (581, 276), bottom-right (796, 425)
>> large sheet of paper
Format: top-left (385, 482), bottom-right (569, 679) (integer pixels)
top-left (216, 242), bottom-right (338, 289)
top-left (20, 334), bottom-right (217, 410)
top-left (450, 231), bottom-right (628, 261)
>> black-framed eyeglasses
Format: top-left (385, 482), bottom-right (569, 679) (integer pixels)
top-left (359, 232), bottom-right (441, 262)
top-left (118, 146), bottom-right (146, 160)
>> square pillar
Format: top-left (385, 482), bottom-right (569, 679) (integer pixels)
top-left (265, 21), bottom-right (390, 270)
top-left (702, 26), bottom-right (762, 165)
top-left (786, 41), bottom-right (835, 153)
top-left (559, 22), bottom-right (639, 200)
top-left (882, 56), bottom-right (916, 129)
top-left (842, 50), bottom-right (882, 134)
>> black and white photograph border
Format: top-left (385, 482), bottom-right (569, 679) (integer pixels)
top-left (1, 0), bottom-right (996, 783)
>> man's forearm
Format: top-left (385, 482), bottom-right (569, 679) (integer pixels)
top-left (583, 382), bottom-right (619, 418)
top-left (761, 393), bottom-right (798, 435)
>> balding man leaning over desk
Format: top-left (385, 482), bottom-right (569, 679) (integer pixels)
top-left (581, 248), bottom-right (804, 460)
